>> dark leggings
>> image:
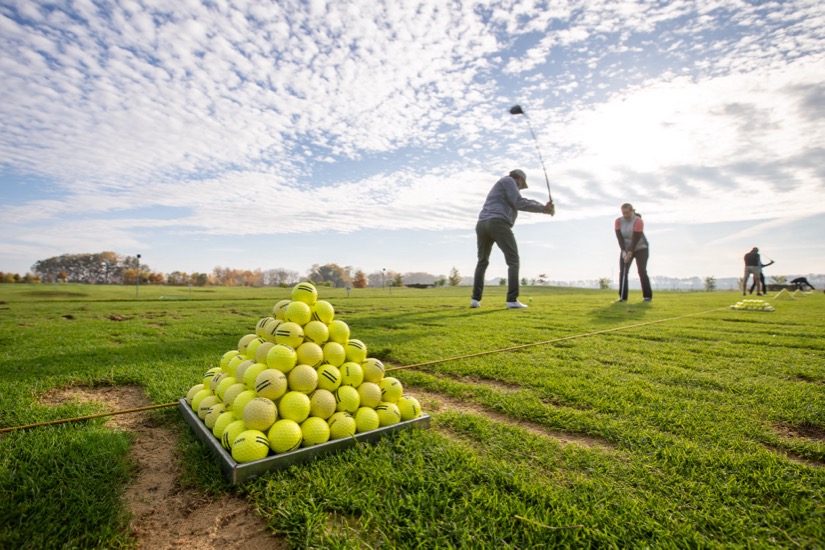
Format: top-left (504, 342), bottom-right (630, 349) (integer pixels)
top-left (749, 273), bottom-right (766, 294)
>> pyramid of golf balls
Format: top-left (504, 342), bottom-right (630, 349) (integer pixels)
top-left (184, 282), bottom-right (423, 463)
top-left (730, 299), bottom-right (775, 312)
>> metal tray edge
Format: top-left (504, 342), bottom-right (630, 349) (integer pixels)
top-left (178, 399), bottom-right (431, 485)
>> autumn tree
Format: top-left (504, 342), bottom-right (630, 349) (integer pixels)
top-left (352, 270), bottom-right (368, 288)
top-left (212, 266), bottom-right (237, 286)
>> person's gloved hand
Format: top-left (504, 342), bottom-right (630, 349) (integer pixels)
top-left (544, 201), bottom-right (555, 216)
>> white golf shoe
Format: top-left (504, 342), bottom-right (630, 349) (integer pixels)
top-left (506, 301), bottom-right (528, 309)
top-left (470, 299), bottom-right (481, 308)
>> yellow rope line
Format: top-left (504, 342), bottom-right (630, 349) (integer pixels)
top-left (0, 402), bottom-right (179, 434)
top-left (386, 307), bottom-right (726, 372)
top-left (3, 306), bottom-right (726, 433)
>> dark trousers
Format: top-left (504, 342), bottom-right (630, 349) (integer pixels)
top-left (618, 248), bottom-right (652, 300)
top-left (749, 273), bottom-right (766, 294)
top-left (472, 218), bottom-right (520, 302)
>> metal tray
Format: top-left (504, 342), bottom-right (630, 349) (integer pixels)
top-left (178, 399), bottom-right (431, 485)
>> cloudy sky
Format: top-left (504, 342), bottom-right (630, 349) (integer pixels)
top-left (1, 0), bottom-right (823, 285)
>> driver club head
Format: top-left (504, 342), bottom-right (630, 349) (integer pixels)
top-left (509, 105), bottom-right (524, 115)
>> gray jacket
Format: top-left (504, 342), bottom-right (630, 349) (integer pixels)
top-left (477, 176), bottom-right (546, 226)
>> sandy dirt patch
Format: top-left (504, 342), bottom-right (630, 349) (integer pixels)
top-left (40, 385), bottom-right (287, 549)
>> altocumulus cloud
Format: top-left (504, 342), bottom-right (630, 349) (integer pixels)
top-left (0, 0), bottom-right (823, 274)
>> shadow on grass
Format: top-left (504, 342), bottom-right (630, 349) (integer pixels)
top-left (587, 299), bottom-right (653, 325)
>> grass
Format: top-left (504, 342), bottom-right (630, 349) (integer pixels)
top-left (1, 283), bottom-right (823, 548)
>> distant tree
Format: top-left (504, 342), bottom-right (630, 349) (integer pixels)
top-left (32, 251), bottom-right (129, 284)
top-left (599, 277), bottom-right (611, 290)
top-left (308, 263), bottom-right (350, 287)
top-left (433, 278), bottom-right (446, 287)
top-left (122, 268), bottom-right (138, 285)
top-left (521, 277), bottom-right (528, 286)
top-left (393, 272), bottom-right (404, 287)
top-left (31, 255), bottom-right (63, 282)
top-left (352, 270), bottom-right (368, 288)
top-left (448, 267), bottom-right (461, 286)
top-left (209, 266), bottom-right (263, 286)
top-left (98, 251), bottom-right (120, 284)
top-left (263, 268), bottom-right (300, 287)
top-left (770, 275), bottom-right (787, 285)
top-left (192, 273), bottom-right (209, 287)
top-left (212, 266), bottom-right (234, 286)
top-left (148, 272), bottom-right (165, 285)
top-left (499, 277), bottom-right (507, 286)
top-left (402, 272), bottom-right (437, 285)
top-left (166, 271), bottom-right (189, 286)
top-left (536, 273), bottom-right (548, 285)
top-left (240, 269), bottom-right (263, 287)
top-left (367, 271), bottom-right (385, 288)
top-left (704, 276), bottom-right (716, 291)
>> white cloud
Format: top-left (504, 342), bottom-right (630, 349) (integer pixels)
top-left (536, 56), bottom-right (825, 222)
top-left (0, 0), bottom-right (823, 278)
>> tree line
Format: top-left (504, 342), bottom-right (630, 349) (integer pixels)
top-left (7, 252), bottom-right (465, 288)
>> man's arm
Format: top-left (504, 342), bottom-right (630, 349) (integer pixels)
top-left (502, 177), bottom-right (548, 213)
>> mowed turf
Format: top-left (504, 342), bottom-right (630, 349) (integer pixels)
top-left (1, 283), bottom-right (823, 548)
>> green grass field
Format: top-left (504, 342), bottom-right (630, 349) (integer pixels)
top-left (1, 283), bottom-right (823, 548)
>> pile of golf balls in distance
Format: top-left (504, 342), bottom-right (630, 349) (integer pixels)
top-left (730, 299), bottom-right (775, 312)
top-left (184, 282), bottom-right (423, 463)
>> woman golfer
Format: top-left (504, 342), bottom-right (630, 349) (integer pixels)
top-left (615, 203), bottom-right (652, 302)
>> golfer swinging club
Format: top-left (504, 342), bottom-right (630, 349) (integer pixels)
top-left (471, 169), bottom-right (554, 309)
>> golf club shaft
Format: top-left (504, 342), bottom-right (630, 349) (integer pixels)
top-left (620, 253), bottom-right (631, 299)
top-left (510, 106), bottom-right (553, 202)
top-left (523, 119), bottom-right (553, 201)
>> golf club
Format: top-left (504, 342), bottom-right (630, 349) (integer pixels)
top-left (619, 251), bottom-right (630, 300)
top-left (509, 104), bottom-right (554, 215)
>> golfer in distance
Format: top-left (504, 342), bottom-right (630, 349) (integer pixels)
top-left (470, 169), bottom-right (555, 309)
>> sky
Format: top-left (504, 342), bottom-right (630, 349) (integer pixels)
top-left (1, 0), bottom-right (824, 284)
